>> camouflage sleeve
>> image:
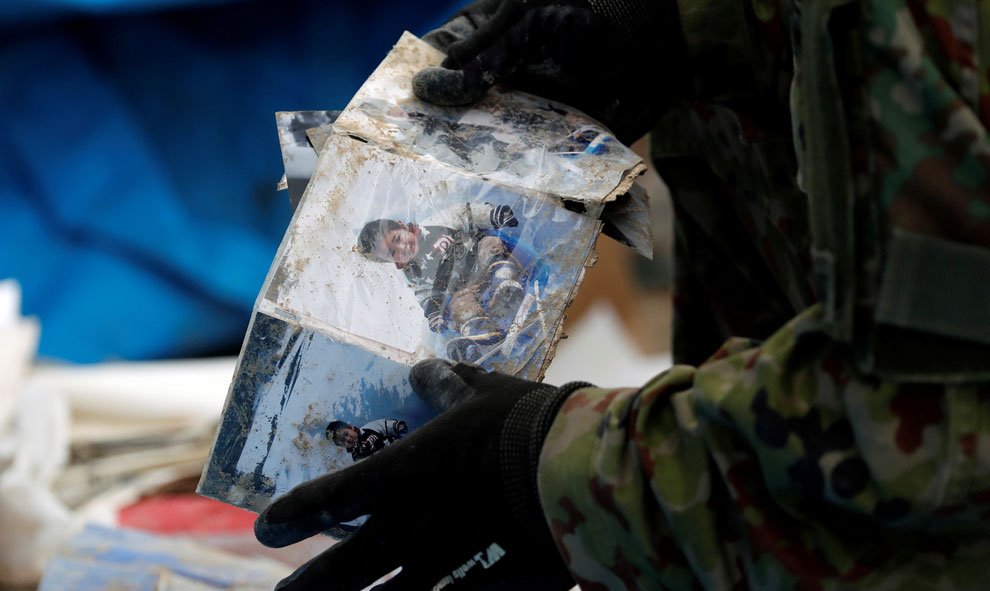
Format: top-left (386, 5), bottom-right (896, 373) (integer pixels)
top-left (538, 305), bottom-right (990, 590)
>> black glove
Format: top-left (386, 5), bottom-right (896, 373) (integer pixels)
top-left (413, 0), bottom-right (687, 144)
top-left (488, 203), bottom-right (518, 228)
top-left (254, 360), bottom-right (591, 591)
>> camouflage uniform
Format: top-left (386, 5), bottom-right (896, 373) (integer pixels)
top-left (539, 1), bottom-right (990, 588)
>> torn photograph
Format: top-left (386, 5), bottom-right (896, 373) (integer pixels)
top-left (198, 312), bottom-right (433, 522)
top-left (262, 136), bottom-right (601, 378)
top-left (199, 32), bottom-right (646, 526)
top-left (275, 109), bottom-right (340, 209)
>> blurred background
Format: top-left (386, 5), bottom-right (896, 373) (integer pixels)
top-left (0, 0), bottom-right (673, 588)
top-left (2, 0), bottom-right (465, 363)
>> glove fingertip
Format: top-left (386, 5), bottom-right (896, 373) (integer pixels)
top-left (254, 496), bottom-right (325, 549)
top-left (412, 66), bottom-right (487, 106)
top-left (409, 358), bottom-right (486, 412)
top-left (254, 508), bottom-right (294, 549)
top-left (408, 358), bottom-right (455, 394)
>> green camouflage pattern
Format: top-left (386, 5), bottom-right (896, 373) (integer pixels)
top-left (538, 0), bottom-right (990, 588)
top-left (864, 0), bottom-right (990, 241)
top-left (792, 0), bottom-right (990, 350)
top-left (856, 0), bottom-right (990, 303)
top-left (540, 306), bottom-right (990, 590)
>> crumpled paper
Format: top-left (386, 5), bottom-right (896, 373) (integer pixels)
top-left (0, 280), bottom-right (75, 587)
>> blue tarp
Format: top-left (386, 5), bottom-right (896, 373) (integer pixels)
top-left (0, 0), bottom-right (459, 362)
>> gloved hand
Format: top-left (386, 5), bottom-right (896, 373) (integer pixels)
top-left (413, 0), bottom-right (687, 144)
top-left (487, 203), bottom-right (518, 229)
top-left (254, 359), bottom-right (591, 591)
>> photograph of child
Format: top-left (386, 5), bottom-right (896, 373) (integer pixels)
top-left (199, 313), bottom-right (433, 514)
top-left (261, 135), bottom-right (601, 378)
top-left (355, 202), bottom-right (526, 363)
top-left (326, 418), bottom-right (408, 461)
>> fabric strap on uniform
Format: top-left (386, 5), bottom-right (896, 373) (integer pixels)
top-left (876, 230), bottom-right (990, 345)
top-left (801, 0), bottom-right (859, 339)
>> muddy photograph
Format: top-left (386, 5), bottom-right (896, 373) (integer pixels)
top-left (199, 312), bottom-right (433, 518)
top-left (263, 141), bottom-right (600, 378)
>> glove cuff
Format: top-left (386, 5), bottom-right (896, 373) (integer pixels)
top-left (499, 381), bottom-right (593, 538)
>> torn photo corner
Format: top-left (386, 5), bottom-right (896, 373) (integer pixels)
top-left (275, 109), bottom-right (341, 210)
top-left (333, 32), bottom-right (646, 204)
top-left (600, 182), bottom-right (655, 259)
top-left (199, 32), bottom-right (646, 524)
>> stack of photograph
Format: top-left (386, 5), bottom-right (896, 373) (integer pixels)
top-left (197, 33), bottom-right (645, 530)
